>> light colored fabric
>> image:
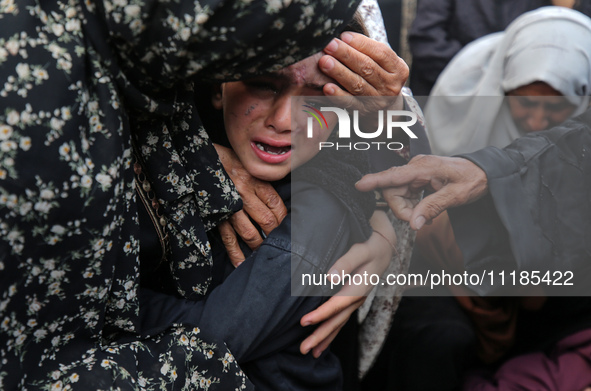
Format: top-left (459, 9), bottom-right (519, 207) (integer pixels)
top-left (357, 209), bottom-right (414, 379)
top-left (357, 92), bottom-right (425, 380)
top-left (358, 0), bottom-right (389, 45)
top-left (426, 6), bottom-right (591, 156)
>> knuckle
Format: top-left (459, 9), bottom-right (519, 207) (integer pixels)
top-left (265, 192), bottom-right (282, 208)
top-left (258, 213), bottom-right (277, 230)
top-left (340, 47), bottom-right (352, 63)
top-left (386, 165), bottom-right (400, 175)
top-left (229, 211), bottom-right (248, 226)
top-left (424, 202), bottom-right (443, 219)
top-left (221, 231), bottom-right (238, 247)
top-left (240, 227), bottom-right (260, 243)
top-left (398, 60), bottom-right (410, 79)
top-left (359, 63), bottom-right (374, 78)
top-left (233, 180), bottom-right (248, 195)
top-left (351, 79), bottom-right (364, 95)
top-left (384, 80), bottom-right (403, 96)
top-left (382, 191), bottom-right (397, 203)
top-left (372, 44), bottom-right (389, 62)
top-left (275, 207), bottom-right (288, 222)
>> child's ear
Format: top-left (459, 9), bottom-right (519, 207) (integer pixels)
top-left (211, 84), bottom-right (223, 110)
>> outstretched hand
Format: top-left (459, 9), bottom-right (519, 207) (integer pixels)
top-left (299, 35), bottom-right (410, 357)
top-left (299, 210), bottom-right (395, 357)
top-left (356, 155), bottom-right (489, 230)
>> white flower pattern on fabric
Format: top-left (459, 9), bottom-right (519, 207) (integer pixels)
top-left (0, 0), bottom-right (359, 388)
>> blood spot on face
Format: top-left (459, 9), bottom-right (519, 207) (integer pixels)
top-left (215, 52), bottom-right (338, 182)
top-left (245, 104), bottom-right (258, 116)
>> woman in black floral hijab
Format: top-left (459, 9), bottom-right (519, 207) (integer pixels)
top-left (0, 0), bottom-right (361, 389)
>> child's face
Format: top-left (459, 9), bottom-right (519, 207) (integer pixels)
top-left (213, 53), bottom-right (337, 181)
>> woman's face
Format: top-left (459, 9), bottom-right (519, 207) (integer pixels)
top-left (213, 53), bottom-right (337, 182)
top-left (506, 82), bottom-right (577, 133)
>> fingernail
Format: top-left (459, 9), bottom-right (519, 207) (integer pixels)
top-left (325, 39), bottom-right (338, 53)
top-left (322, 57), bottom-right (334, 71)
top-left (325, 84), bottom-right (335, 95)
top-left (414, 216), bottom-right (426, 230)
top-left (341, 32), bottom-right (353, 43)
top-left (302, 320), bottom-right (312, 327)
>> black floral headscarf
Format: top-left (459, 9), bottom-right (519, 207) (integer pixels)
top-left (0, 0), bottom-right (360, 388)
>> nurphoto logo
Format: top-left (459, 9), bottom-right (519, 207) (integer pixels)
top-left (303, 104), bottom-right (418, 151)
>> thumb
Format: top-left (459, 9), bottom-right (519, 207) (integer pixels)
top-left (409, 188), bottom-right (454, 230)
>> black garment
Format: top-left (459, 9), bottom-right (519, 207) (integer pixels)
top-left (447, 110), bottom-right (591, 369)
top-left (0, 0), bottom-right (361, 389)
top-left (141, 178), bottom-right (370, 391)
top-left (360, 252), bottom-right (478, 391)
top-left (408, 0), bottom-right (591, 96)
top-left (362, 290), bottom-right (477, 391)
top-left (450, 111), bottom-right (591, 297)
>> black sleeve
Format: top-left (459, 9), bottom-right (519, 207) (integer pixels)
top-left (140, 182), bottom-right (364, 361)
top-left (448, 116), bottom-right (591, 295)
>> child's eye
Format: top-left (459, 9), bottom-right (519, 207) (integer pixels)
top-left (245, 80), bottom-right (278, 94)
top-left (304, 100), bottom-right (322, 109)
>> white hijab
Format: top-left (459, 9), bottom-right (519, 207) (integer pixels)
top-left (426, 6), bottom-right (591, 156)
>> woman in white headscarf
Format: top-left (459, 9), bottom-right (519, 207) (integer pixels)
top-left (426, 6), bottom-right (591, 156)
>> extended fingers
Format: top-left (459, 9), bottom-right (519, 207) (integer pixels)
top-left (299, 295), bottom-right (363, 355)
top-left (300, 316), bottom-right (345, 356)
top-left (311, 328), bottom-right (342, 358)
top-left (329, 242), bottom-right (369, 276)
top-left (356, 166), bottom-right (414, 191)
top-left (355, 155), bottom-right (438, 192)
top-left (300, 295), bottom-right (364, 326)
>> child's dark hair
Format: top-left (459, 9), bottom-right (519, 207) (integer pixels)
top-left (344, 11), bottom-right (369, 37)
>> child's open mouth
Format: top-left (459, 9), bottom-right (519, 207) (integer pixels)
top-left (254, 141), bottom-right (291, 155)
top-left (251, 140), bottom-right (292, 164)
